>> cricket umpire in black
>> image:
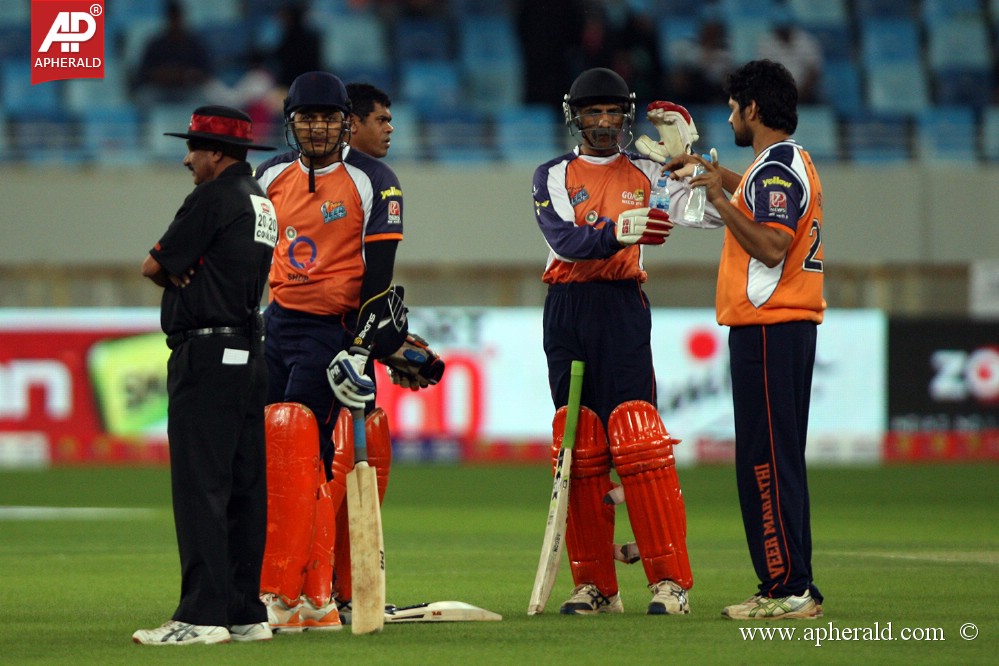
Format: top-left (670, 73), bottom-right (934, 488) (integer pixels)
top-left (135, 106), bottom-right (279, 645)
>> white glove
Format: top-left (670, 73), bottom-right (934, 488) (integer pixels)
top-left (635, 101), bottom-right (699, 163)
top-left (616, 207), bottom-right (673, 246)
top-left (326, 347), bottom-right (375, 409)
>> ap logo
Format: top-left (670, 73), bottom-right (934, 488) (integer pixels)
top-left (39, 11), bottom-right (97, 53)
top-left (31, 1), bottom-right (105, 84)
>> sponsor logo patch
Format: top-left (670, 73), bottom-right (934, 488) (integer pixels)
top-left (769, 191), bottom-right (787, 216)
top-left (380, 186), bottom-right (403, 199)
top-left (321, 200), bottom-right (346, 224)
top-left (32, 1), bottom-right (105, 84)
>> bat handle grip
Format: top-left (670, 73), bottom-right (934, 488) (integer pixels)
top-left (351, 408), bottom-right (368, 463)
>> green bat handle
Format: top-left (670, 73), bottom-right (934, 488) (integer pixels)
top-left (562, 360), bottom-right (585, 452)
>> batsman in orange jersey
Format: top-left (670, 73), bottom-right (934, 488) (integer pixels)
top-left (532, 68), bottom-right (721, 616)
top-left (664, 59), bottom-right (826, 621)
top-left (253, 71), bottom-right (443, 631)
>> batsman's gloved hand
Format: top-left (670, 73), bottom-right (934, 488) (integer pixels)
top-left (378, 332), bottom-right (445, 391)
top-left (327, 347), bottom-right (376, 409)
top-left (635, 101), bottom-right (699, 163)
top-left (616, 207), bottom-right (673, 246)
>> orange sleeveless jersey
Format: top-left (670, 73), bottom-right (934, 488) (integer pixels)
top-left (534, 151), bottom-right (663, 284)
top-left (255, 148), bottom-right (403, 315)
top-left (716, 141), bottom-right (825, 326)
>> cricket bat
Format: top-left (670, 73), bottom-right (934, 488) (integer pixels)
top-left (527, 360), bottom-right (585, 616)
top-left (384, 601), bottom-right (502, 623)
top-left (346, 407), bottom-right (386, 635)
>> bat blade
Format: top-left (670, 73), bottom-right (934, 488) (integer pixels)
top-left (527, 360), bottom-right (585, 616)
top-left (347, 407), bottom-right (385, 635)
top-left (527, 447), bottom-right (571, 615)
top-left (347, 461), bottom-right (385, 634)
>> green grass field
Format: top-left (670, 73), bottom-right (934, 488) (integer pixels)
top-left (1, 463), bottom-right (995, 665)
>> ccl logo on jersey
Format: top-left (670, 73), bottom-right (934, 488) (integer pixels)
top-left (320, 200), bottom-right (346, 224)
top-left (31, 1), bottom-right (105, 84)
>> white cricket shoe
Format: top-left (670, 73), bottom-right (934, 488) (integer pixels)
top-left (647, 579), bottom-right (690, 615)
top-left (559, 584), bottom-right (624, 615)
top-left (299, 597), bottom-right (343, 631)
top-left (722, 590), bottom-right (822, 620)
top-left (261, 592), bottom-right (304, 633)
top-left (229, 622), bottom-right (273, 642)
top-left (132, 620), bottom-right (230, 645)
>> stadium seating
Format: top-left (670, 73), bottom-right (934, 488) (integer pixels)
top-left (399, 62), bottom-right (462, 113)
top-left (79, 106), bottom-right (145, 165)
top-left (860, 18), bottom-right (921, 69)
top-left (421, 108), bottom-right (495, 164)
top-left (323, 13), bottom-right (389, 69)
top-left (494, 104), bottom-right (563, 165)
top-left (866, 62), bottom-right (930, 116)
top-left (983, 108), bottom-right (999, 162)
top-left (794, 106), bottom-right (840, 162)
top-left (922, 0), bottom-right (983, 22)
top-left (821, 60), bottom-right (864, 117)
top-left (915, 106), bottom-right (978, 163)
top-left (853, 0), bottom-right (916, 19)
top-left (393, 16), bottom-right (453, 62)
top-left (843, 114), bottom-right (911, 163)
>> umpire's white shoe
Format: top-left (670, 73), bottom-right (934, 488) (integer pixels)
top-left (648, 579), bottom-right (690, 615)
top-left (132, 620), bottom-right (230, 645)
top-left (229, 622), bottom-right (273, 642)
top-left (559, 584), bottom-right (624, 615)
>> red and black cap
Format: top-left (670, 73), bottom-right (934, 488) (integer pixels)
top-left (164, 105), bottom-right (276, 150)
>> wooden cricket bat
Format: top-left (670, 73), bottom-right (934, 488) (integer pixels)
top-left (528, 360), bottom-right (585, 616)
top-left (347, 408), bottom-right (386, 635)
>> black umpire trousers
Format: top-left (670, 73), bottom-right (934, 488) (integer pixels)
top-left (729, 321), bottom-right (823, 603)
top-left (166, 334), bottom-right (268, 626)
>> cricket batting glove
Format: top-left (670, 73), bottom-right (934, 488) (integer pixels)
top-left (616, 207), bottom-right (673, 246)
top-left (378, 332), bottom-right (445, 391)
top-left (635, 101), bottom-right (699, 163)
top-left (327, 347), bottom-right (376, 409)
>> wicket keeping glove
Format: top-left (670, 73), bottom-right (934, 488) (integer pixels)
top-left (616, 207), bottom-right (673, 246)
top-left (327, 347), bottom-right (376, 409)
top-left (635, 101), bottom-right (699, 163)
top-left (378, 332), bottom-right (445, 391)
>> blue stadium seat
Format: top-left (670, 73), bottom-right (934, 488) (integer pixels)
top-left (0, 108), bottom-right (8, 160)
top-left (494, 104), bottom-right (563, 165)
top-left (926, 17), bottom-right (990, 70)
top-left (107, 0), bottom-right (165, 33)
top-left (458, 16), bottom-right (520, 66)
top-left (324, 13), bottom-right (389, 69)
top-left (982, 108), bottom-right (999, 162)
top-left (0, 3), bottom-right (28, 23)
top-left (198, 21), bottom-right (252, 79)
top-left (843, 114), bottom-right (911, 163)
top-left (914, 106), bottom-right (977, 163)
top-left (185, 0), bottom-right (241, 27)
top-left (6, 111), bottom-right (82, 164)
top-left (853, 0), bottom-right (916, 19)
top-left (933, 69), bottom-right (992, 109)
top-left (338, 65), bottom-right (394, 98)
top-left (0, 23), bottom-right (30, 60)
top-left (393, 17), bottom-right (453, 62)
top-left (719, 0), bottom-right (779, 20)
top-left (866, 62), bottom-right (929, 116)
top-left (922, 0), bottom-right (982, 22)
top-left (657, 16), bottom-right (700, 70)
top-left (451, 0), bottom-right (513, 15)
top-left (145, 103), bottom-right (197, 161)
top-left (421, 109), bottom-right (494, 165)
top-left (807, 24), bottom-right (853, 62)
top-left (399, 62), bottom-right (462, 113)
top-left (2, 59), bottom-right (63, 116)
top-left (820, 60), bottom-right (863, 117)
top-left (64, 61), bottom-right (129, 113)
top-left (793, 106), bottom-right (840, 162)
top-left (726, 18), bottom-right (772, 64)
top-left (699, 106), bottom-right (754, 171)
top-left (860, 18), bottom-right (920, 68)
top-left (79, 106), bottom-right (145, 164)
top-left (465, 63), bottom-right (522, 112)
top-left (119, 17), bottom-right (165, 76)
top-left (378, 102), bottom-right (421, 161)
top-left (788, 0), bottom-right (848, 25)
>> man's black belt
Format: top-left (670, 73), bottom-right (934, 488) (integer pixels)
top-left (166, 326), bottom-right (250, 350)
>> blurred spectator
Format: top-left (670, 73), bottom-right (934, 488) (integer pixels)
top-left (516, 0), bottom-right (585, 104)
top-left (131, 0), bottom-right (215, 107)
top-left (755, 12), bottom-right (823, 104)
top-left (668, 19), bottom-right (732, 105)
top-left (271, 3), bottom-right (323, 89)
top-left (608, 8), bottom-right (665, 104)
top-left (218, 51), bottom-right (286, 147)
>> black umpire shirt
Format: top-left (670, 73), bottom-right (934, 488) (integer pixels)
top-left (150, 161), bottom-right (277, 335)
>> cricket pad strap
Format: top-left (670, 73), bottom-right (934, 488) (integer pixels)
top-left (261, 402), bottom-right (323, 603)
top-left (552, 405), bottom-right (618, 597)
top-left (608, 400), bottom-right (692, 590)
top-left (332, 407), bottom-right (392, 602)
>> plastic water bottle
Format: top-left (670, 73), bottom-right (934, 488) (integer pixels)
top-left (649, 173), bottom-right (670, 212)
top-left (683, 154), bottom-right (710, 223)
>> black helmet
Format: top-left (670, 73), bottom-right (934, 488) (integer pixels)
top-left (283, 71), bottom-right (351, 118)
top-left (563, 68), bottom-right (635, 126)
